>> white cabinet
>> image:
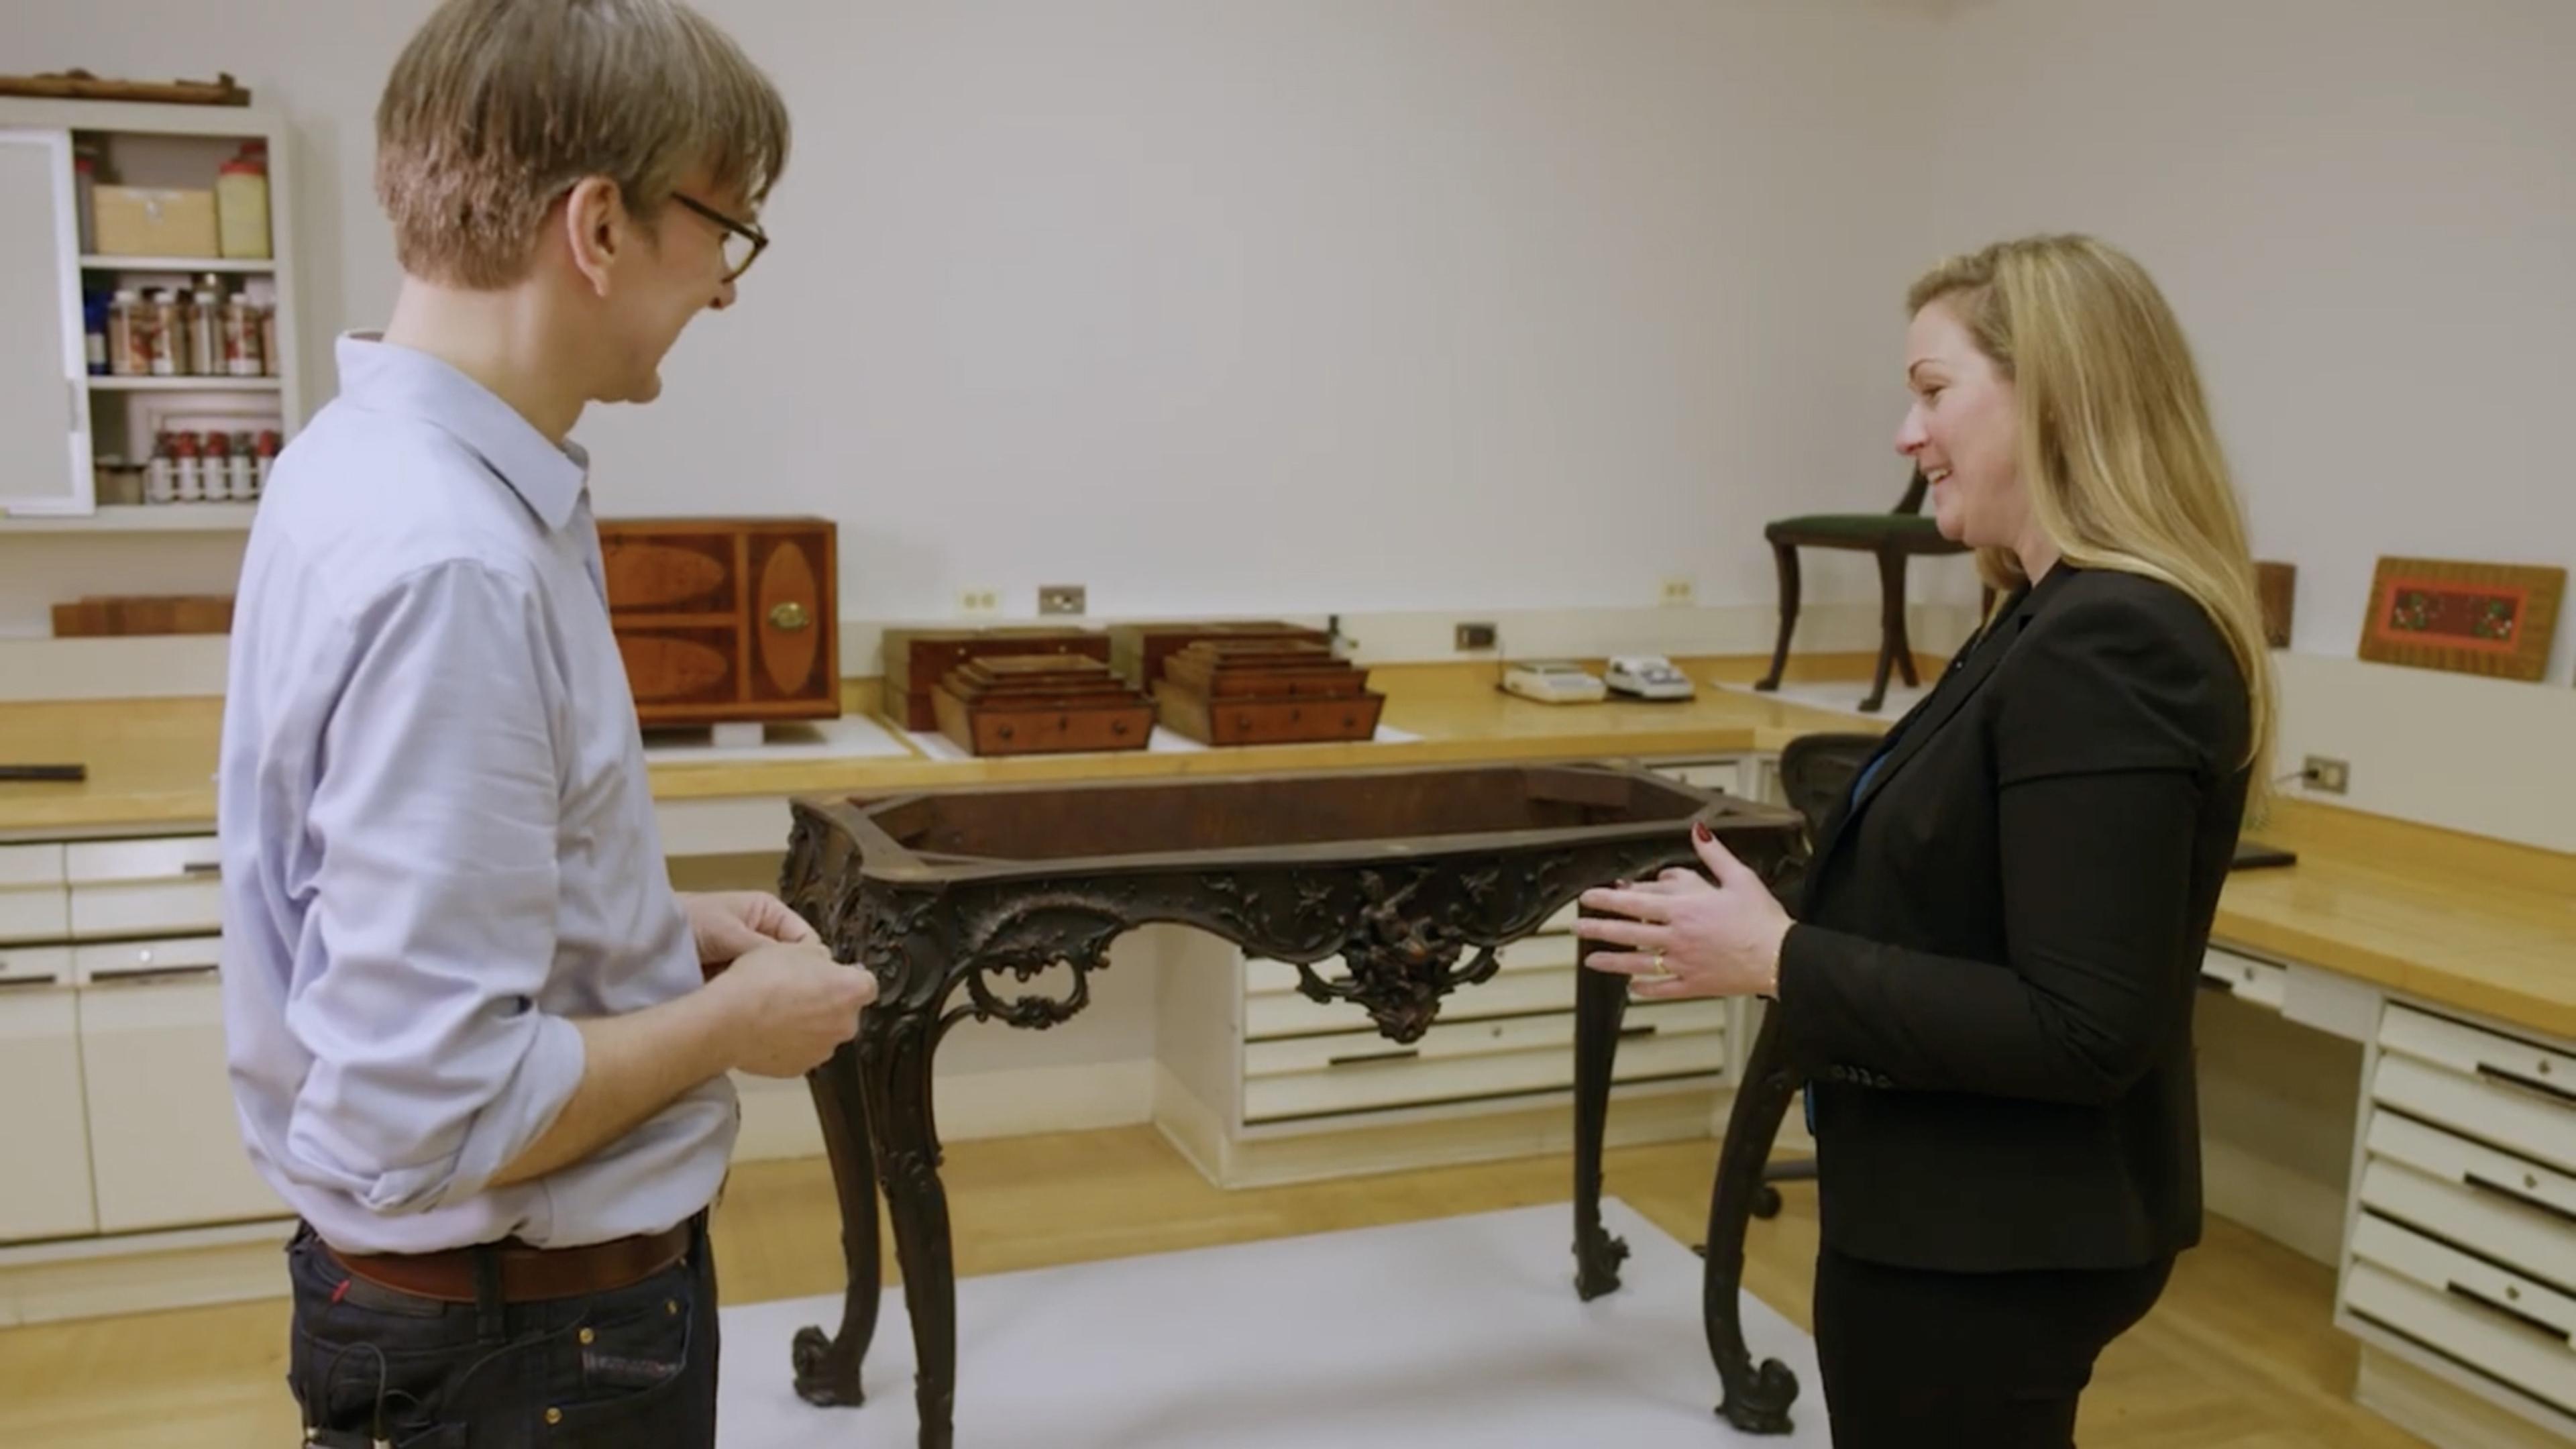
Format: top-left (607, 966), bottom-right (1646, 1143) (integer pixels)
top-left (0, 127), bottom-right (91, 516)
top-left (2202, 945), bottom-right (2290, 1012)
top-left (0, 842), bottom-right (70, 944)
top-left (66, 833), bottom-right (223, 940)
top-left (73, 934), bottom-right (282, 1232)
top-left (0, 946), bottom-right (97, 1242)
top-left (2338, 1000), bottom-right (2576, 1440)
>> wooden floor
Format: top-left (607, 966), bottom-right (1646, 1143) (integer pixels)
top-left (0, 1127), bottom-right (2426, 1448)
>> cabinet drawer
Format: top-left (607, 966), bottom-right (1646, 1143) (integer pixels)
top-left (2381, 1004), bottom-right (2575, 1107)
top-left (0, 842), bottom-right (66, 889)
top-left (0, 981), bottom-right (98, 1242)
top-left (78, 960), bottom-right (282, 1232)
top-left (1244, 1026), bottom-right (1727, 1124)
top-left (1248, 965), bottom-right (1582, 1040)
top-left (2352, 1213), bottom-right (2576, 1346)
top-left (1245, 931), bottom-right (1578, 998)
top-left (0, 943), bottom-right (74, 985)
top-left (65, 835), bottom-right (221, 884)
top-left (68, 879), bottom-right (223, 941)
top-left (2345, 1261), bottom-right (2576, 1422)
top-left (0, 883), bottom-right (70, 945)
top-left (2373, 1050), bottom-right (2576, 1176)
top-left (1652, 761), bottom-right (1741, 791)
top-left (2367, 1110), bottom-right (2576, 1230)
top-left (2200, 947), bottom-right (2287, 1011)
top-left (73, 934), bottom-right (223, 983)
top-left (1245, 999), bottom-right (1727, 1077)
top-left (2357, 1157), bottom-right (2576, 1297)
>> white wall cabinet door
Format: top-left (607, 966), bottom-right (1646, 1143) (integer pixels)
top-left (0, 127), bottom-right (93, 516)
top-left (75, 941), bottom-right (284, 1232)
top-left (0, 951), bottom-right (97, 1243)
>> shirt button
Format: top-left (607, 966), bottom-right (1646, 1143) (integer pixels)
top-left (578, 1327), bottom-right (595, 1345)
top-left (545, 1407), bottom-right (564, 1426)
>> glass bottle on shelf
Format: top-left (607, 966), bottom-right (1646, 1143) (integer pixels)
top-left (148, 289), bottom-right (180, 376)
top-left (189, 277), bottom-right (223, 376)
top-left (146, 431), bottom-right (176, 504)
top-left (172, 431), bottom-right (202, 502)
top-left (109, 288), bottom-right (146, 376)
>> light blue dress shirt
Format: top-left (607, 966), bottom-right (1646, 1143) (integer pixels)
top-left (218, 335), bottom-right (735, 1253)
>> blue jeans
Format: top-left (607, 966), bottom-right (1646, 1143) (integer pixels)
top-left (285, 1218), bottom-right (719, 1448)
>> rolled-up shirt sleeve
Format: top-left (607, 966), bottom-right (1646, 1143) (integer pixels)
top-left (278, 557), bottom-right (586, 1214)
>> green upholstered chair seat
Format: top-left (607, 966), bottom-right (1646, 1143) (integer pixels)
top-left (1766, 512), bottom-right (1945, 541)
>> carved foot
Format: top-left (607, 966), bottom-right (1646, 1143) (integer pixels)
top-left (1573, 1227), bottom-right (1630, 1301)
top-left (1752, 1185), bottom-right (1784, 1220)
top-left (792, 1324), bottom-right (866, 1407)
top-left (916, 1379), bottom-right (957, 1449)
top-left (1717, 1357), bottom-right (1802, 1436)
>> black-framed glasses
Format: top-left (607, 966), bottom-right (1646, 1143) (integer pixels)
top-left (673, 193), bottom-right (768, 283)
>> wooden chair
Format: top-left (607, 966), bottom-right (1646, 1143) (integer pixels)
top-left (1754, 468), bottom-right (1974, 712)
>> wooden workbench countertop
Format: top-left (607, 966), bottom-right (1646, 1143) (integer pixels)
top-left (4, 661), bottom-right (2568, 1040)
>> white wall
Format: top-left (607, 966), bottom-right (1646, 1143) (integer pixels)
top-left (1925, 0), bottom-right (2576, 680)
top-left (0, 0), bottom-right (1940, 625)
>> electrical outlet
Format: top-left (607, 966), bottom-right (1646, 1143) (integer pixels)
top-left (1038, 584), bottom-right (1086, 616)
top-left (1659, 576), bottom-right (1695, 607)
top-left (2302, 755), bottom-right (2350, 794)
top-left (959, 588), bottom-right (1000, 616)
top-left (1454, 621), bottom-right (1497, 651)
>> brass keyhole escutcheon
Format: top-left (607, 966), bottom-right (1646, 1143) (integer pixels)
top-left (768, 600), bottom-right (811, 631)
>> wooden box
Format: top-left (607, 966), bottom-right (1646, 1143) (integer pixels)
top-left (596, 517), bottom-right (839, 727)
top-left (1156, 640), bottom-right (1384, 747)
top-left (882, 627), bottom-right (1110, 731)
top-left (933, 655), bottom-right (1154, 757)
top-left (1106, 621), bottom-right (1331, 690)
top-left (50, 594), bottom-right (232, 637)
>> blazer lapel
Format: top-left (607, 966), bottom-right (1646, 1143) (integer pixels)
top-left (1799, 568), bottom-right (2070, 898)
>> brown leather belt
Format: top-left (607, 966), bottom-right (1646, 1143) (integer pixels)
top-left (326, 1221), bottom-right (692, 1305)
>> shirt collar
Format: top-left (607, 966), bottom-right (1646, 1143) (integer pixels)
top-left (334, 333), bottom-right (591, 531)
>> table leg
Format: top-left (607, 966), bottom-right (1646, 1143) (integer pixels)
top-left (1571, 925), bottom-right (1631, 1301)
top-left (791, 1036), bottom-right (883, 1407)
top-left (1754, 541), bottom-right (1802, 693)
top-left (1702, 1004), bottom-right (1805, 1434)
top-left (861, 994), bottom-right (960, 1449)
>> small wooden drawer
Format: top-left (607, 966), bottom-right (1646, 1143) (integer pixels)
top-left (0, 945), bottom-right (74, 986)
top-left (2343, 1260), bottom-right (2576, 1424)
top-left (1244, 932), bottom-right (1578, 999)
top-left (1244, 1024), bottom-right (1727, 1124)
top-left (2373, 1050), bottom-right (2576, 1177)
top-left (0, 843), bottom-right (67, 889)
top-left (2358, 1157), bottom-right (2575, 1299)
top-left (2200, 947), bottom-right (2288, 1010)
top-left (2366, 1110), bottom-right (2576, 1230)
top-left (74, 935), bottom-right (223, 984)
top-left (2351, 1213), bottom-right (2576, 1346)
top-left (1244, 999), bottom-right (1727, 1077)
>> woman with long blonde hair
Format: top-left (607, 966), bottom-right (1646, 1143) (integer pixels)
top-left (1578, 234), bottom-right (2275, 1446)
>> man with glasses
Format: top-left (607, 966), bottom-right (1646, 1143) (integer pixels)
top-left (216, 3), bottom-right (869, 1443)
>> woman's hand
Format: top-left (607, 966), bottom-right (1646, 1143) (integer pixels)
top-left (1574, 823), bottom-right (1793, 1000)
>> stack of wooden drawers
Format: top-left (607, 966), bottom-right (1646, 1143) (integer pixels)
top-left (1108, 621), bottom-right (1330, 691)
top-left (1156, 638), bottom-right (1385, 747)
top-left (2337, 1001), bottom-right (2576, 1436)
top-left (932, 655), bottom-right (1155, 757)
top-left (883, 627), bottom-right (1110, 732)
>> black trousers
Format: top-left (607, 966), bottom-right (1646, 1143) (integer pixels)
top-left (1812, 1244), bottom-right (2172, 1448)
top-left (286, 1216), bottom-right (720, 1448)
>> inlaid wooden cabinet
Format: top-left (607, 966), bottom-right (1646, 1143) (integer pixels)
top-left (597, 517), bottom-right (839, 727)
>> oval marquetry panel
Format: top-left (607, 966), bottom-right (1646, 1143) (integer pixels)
top-left (603, 541), bottom-right (729, 612)
top-left (756, 541), bottom-right (822, 698)
top-left (619, 634), bottom-right (733, 702)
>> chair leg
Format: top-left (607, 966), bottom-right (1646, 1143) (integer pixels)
top-left (1752, 1157), bottom-right (1816, 1220)
top-left (1754, 541), bottom-right (1801, 693)
top-left (1887, 552), bottom-right (1919, 687)
top-left (1862, 549), bottom-right (1910, 712)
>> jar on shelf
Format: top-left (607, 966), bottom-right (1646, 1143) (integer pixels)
top-left (171, 431), bottom-right (203, 502)
top-left (227, 430), bottom-right (257, 500)
top-left (189, 279), bottom-right (223, 376)
top-left (217, 146), bottom-right (272, 260)
top-left (223, 297), bottom-right (264, 377)
top-left (146, 433), bottom-right (176, 504)
top-left (83, 292), bottom-right (109, 376)
top-left (108, 288), bottom-right (145, 376)
top-left (260, 302), bottom-right (280, 377)
top-left (254, 429), bottom-right (281, 496)
top-left (147, 289), bottom-right (180, 376)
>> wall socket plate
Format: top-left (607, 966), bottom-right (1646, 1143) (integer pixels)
top-left (1454, 621), bottom-right (1497, 651)
top-left (2302, 755), bottom-right (2350, 794)
top-left (1038, 584), bottom-right (1087, 616)
top-left (959, 588), bottom-right (1001, 615)
top-left (1659, 576), bottom-right (1695, 607)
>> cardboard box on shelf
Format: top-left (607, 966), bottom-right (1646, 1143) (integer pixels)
top-left (91, 186), bottom-right (220, 258)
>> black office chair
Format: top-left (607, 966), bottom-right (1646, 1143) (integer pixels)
top-left (1748, 731), bottom-right (1882, 1218)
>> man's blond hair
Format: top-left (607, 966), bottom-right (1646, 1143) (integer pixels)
top-left (376, 0), bottom-right (789, 288)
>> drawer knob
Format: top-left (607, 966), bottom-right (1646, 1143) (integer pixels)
top-left (2540, 1060), bottom-right (2555, 1077)
top-left (2506, 1284), bottom-right (2522, 1301)
top-left (2529, 1173), bottom-right (2542, 1191)
top-left (767, 601), bottom-right (811, 631)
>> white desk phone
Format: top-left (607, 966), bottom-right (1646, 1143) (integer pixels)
top-left (1605, 655), bottom-right (1695, 700)
top-left (1500, 660), bottom-right (1607, 704)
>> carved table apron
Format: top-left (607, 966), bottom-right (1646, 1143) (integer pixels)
top-left (774, 762), bottom-right (1809, 1446)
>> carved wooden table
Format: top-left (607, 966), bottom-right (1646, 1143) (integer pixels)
top-left (775, 762), bottom-right (1809, 1446)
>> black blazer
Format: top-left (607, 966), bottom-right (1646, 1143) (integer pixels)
top-left (1774, 563), bottom-right (2252, 1273)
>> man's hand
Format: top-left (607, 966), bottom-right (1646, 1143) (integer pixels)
top-left (684, 890), bottom-right (820, 973)
top-left (704, 940), bottom-right (878, 1077)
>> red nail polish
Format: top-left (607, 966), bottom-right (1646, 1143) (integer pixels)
top-left (1693, 820), bottom-right (1713, 843)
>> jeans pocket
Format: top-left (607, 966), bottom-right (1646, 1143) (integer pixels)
top-left (542, 1260), bottom-right (702, 1434)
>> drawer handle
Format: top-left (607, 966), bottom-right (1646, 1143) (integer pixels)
top-left (1328, 1047), bottom-right (1419, 1068)
top-left (2464, 1171), bottom-right (2576, 1228)
top-left (87, 963), bottom-right (220, 984)
top-left (767, 602), bottom-right (811, 631)
top-left (1619, 1024), bottom-right (1658, 1039)
top-left (0, 973), bottom-right (62, 989)
top-left (182, 861), bottom-right (222, 877)
top-left (2444, 1280), bottom-right (2574, 1346)
top-left (2475, 1062), bottom-right (2576, 1108)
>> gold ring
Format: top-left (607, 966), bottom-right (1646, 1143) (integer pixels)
top-left (1650, 951), bottom-right (1671, 980)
